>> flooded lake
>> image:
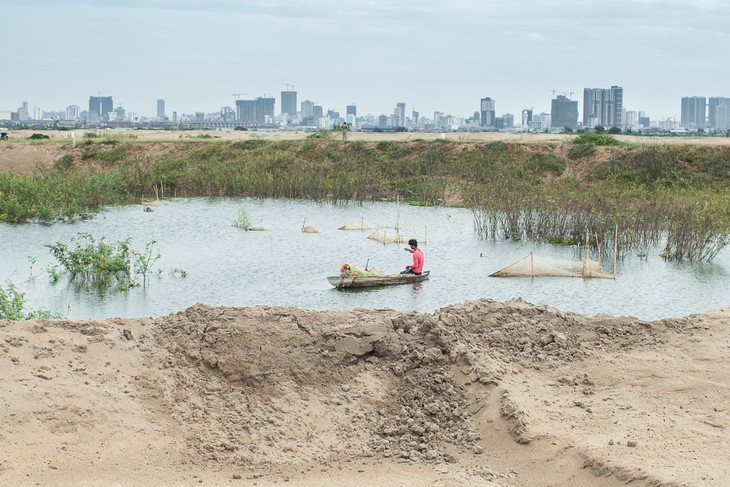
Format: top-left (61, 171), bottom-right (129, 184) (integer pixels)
top-left (1, 198), bottom-right (728, 320)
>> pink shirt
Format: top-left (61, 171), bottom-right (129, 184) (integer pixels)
top-left (409, 248), bottom-right (424, 274)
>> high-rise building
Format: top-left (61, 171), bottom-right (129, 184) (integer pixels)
top-left (480, 97), bottom-right (496, 127)
top-left (521, 108), bottom-right (533, 127)
top-left (281, 91), bottom-right (297, 117)
top-left (301, 100), bottom-right (315, 119)
top-left (550, 95), bottom-right (579, 130)
top-left (708, 97), bottom-right (730, 129)
top-left (502, 113), bottom-right (514, 128)
top-left (157, 99), bottom-right (165, 121)
top-left (17, 101), bottom-right (29, 121)
top-left (433, 111), bottom-right (444, 128)
top-left (88, 96), bottom-right (113, 121)
top-left (625, 111), bottom-right (639, 128)
top-left (235, 97), bottom-right (275, 124)
top-left (237, 100), bottom-right (256, 123)
top-left (313, 105), bottom-right (323, 120)
top-left (66, 105), bottom-right (80, 120)
top-left (680, 96), bottom-right (706, 129)
top-left (583, 86), bottom-right (623, 129)
top-left (256, 97), bottom-right (275, 124)
top-left (394, 102), bottom-right (406, 127)
top-left (715, 103), bottom-right (730, 130)
top-left (346, 104), bottom-right (357, 117)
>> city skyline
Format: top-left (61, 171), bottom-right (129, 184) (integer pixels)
top-left (3, 1), bottom-right (729, 120)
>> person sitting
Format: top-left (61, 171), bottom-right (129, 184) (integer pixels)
top-left (402, 239), bottom-right (424, 275)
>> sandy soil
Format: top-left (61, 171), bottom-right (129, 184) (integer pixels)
top-left (1, 299), bottom-right (729, 486)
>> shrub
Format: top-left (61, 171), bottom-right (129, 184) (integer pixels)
top-left (524, 152), bottom-right (566, 176)
top-left (573, 132), bottom-right (621, 146)
top-left (568, 142), bottom-right (596, 160)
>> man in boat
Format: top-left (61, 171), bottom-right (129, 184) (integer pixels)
top-left (402, 239), bottom-right (424, 275)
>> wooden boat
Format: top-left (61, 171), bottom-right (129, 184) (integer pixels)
top-left (327, 270), bottom-right (430, 289)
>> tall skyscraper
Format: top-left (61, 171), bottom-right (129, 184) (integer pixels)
top-left (583, 86), bottom-right (623, 128)
top-left (235, 97), bottom-right (275, 125)
top-left (521, 108), bottom-right (533, 127)
top-left (256, 97), bottom-right (275, 124)
top-left (157, 99), bottom-right (165, 121)
top-left (346, 104), bottom-right (357, 117)
top-left (394, 102), bottom-right (406, 127)
top-left (301, 100), bottom-right (315, 119)
top-left (281, 91), bottom-right (297, 117)
top-left (66, 105), bottom-right (80, 120)
top-left (708, 97), bottom-right (730, 129)
top-left (550, 95), bottom-right (579, 130)
top-left (313, 105), bottom-right (323, 120)
top-left (480, 97), bottom-right (496, 127)
top-left (17, 101), bottom-right (29, 121)
top-left (88, 96), bottom-right (113, 121)
top-left (680, 96), bottom-right (706, 129)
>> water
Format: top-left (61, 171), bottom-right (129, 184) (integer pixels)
top-left (1, 198), bottom-right (728, 321)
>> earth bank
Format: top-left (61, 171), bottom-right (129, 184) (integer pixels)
top-left (2, 298), bottom-right (728, 486)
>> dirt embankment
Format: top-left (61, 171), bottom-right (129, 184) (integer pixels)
top-left (1, 129), bottom-right (729, 176)
top-left (2, 299), bottom-right (728, 486)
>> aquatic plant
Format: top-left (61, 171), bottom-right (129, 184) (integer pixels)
top-left (0, 280), bottom-right (60, 320)
top-left (233, 207), bottom-right (251, 229)
top-left (44, 233), bottom-right (161, 290)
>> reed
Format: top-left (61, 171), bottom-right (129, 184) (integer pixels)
top-left (2, 139), bottom-right (728, 262)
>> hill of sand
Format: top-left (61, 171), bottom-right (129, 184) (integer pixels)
top-left (2, 299), bottom-right (728, 486)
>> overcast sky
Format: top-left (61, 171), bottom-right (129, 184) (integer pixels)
top-left (3, 0), bottom-right (728, 120)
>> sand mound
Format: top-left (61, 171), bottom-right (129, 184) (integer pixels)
top-left (1, 299), bottom-right (728, 486)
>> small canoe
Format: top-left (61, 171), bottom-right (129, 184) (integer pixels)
top-left (328, 270), bottom-right (430, 289)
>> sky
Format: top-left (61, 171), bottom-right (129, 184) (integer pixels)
top-left (3, 0), bottom-right (729, 121)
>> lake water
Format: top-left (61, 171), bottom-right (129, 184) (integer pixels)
top-left (1, 198), bottom-right (728, 321)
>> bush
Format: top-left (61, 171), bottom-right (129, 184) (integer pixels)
top-left (573, 132), bottom-right (621, 146)
top-left (524, 152), bottom-right (566, 176)
top-left (568, 142), bottom-right (596, 160)
top-left (0, 281), bottom-right (60, 320)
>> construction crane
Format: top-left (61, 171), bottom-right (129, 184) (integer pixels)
top-left (283, 83), bottom-right (295, 91)
top-left (232, 93), bottom-right (248, 100)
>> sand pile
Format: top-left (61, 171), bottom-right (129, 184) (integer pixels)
top-left (1, 298), bottom-right (728, 486)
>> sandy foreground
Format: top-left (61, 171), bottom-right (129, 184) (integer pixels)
top-left (1, 299), bottom-right (729, 487)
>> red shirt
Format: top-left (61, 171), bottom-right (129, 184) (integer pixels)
top-left (410, 248), bottom-right (424, 274)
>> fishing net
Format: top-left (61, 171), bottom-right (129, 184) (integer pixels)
top-left (338, 218), bottom-right (378, 230)
top-left (339, 263), bottom-right (383, 277)
top-left (489, 253), bottom-right (614, 279)
top-left (367, 229), bottom-right (413, 244)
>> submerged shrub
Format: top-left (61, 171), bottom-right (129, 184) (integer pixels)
top-left (0, 281), bottom-right (60, 320)
top-left (45, 233), bottom-right (161, 290)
